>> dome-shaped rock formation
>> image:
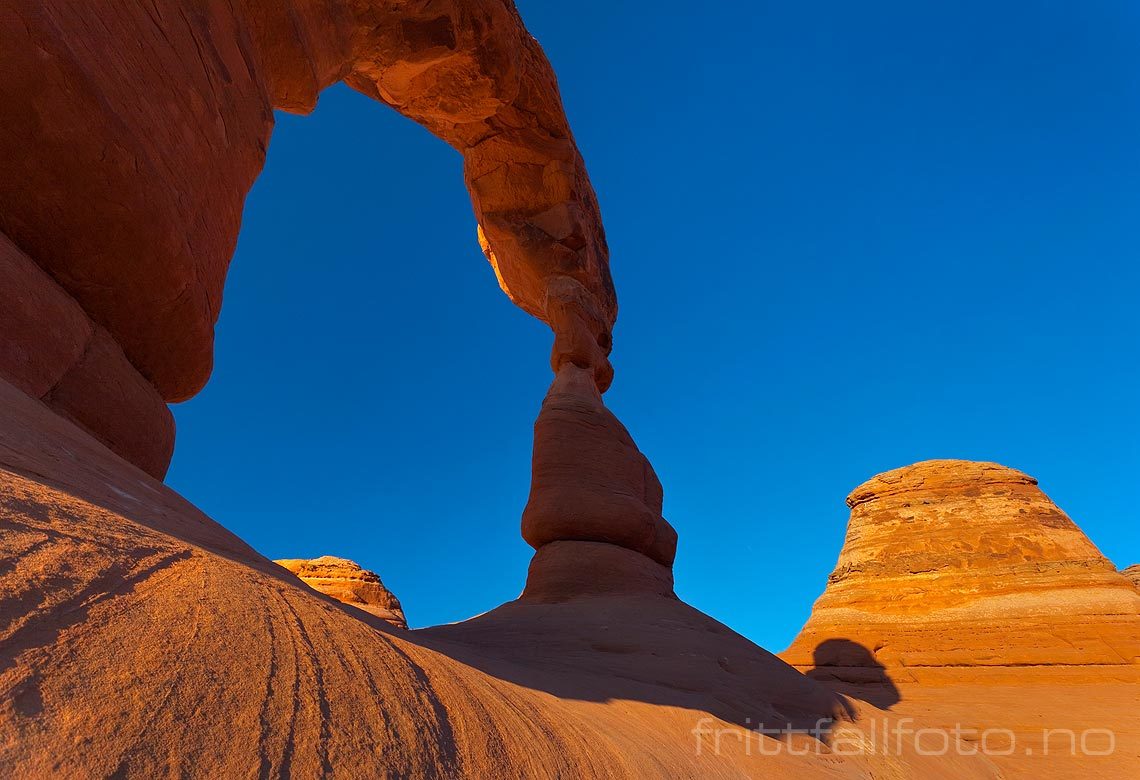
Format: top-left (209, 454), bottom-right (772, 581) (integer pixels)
top-left (783, 459), bottom-right (1140, 780)
top-left (783, 459), bottom-right (1140, 673)
top-left (276, 556), bottom-right (407, 629)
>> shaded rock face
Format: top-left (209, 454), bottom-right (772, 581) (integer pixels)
top-left (783, 460), bottom-right (1140, 674)
top-left (276, 556), bottom-right (407, 629)
top-left (517, 364), bottom-right (679, 604)
top-left (0, 234), bottom-right (174, 479)
top-left (522, 365), bottom-right (677, 573)
top-left (1, 0), bottom-right (617, 477)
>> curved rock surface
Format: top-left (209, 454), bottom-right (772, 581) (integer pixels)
top-left (522, 365), bottom-right (677, 569)
top-left (783, 459), bottom-right (1140, 780)
top-left (0, 234), bottom-right (174, 479)
top-left (276, 555), bottom-right (407, 629)
top-left (0, 378), bottom-right (1003, 779)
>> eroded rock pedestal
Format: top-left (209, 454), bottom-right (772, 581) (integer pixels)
top-left (519, 365), bottom-right (677, 601)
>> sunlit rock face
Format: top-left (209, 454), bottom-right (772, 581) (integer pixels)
top-left (784, 459), bottom-right (1140, 673)
top-left (276, 556), bottom-right (408, 629)
top-left (782, 459), bottom-right (1140, 780)
top-left (1124, 565), bottom-right (1140, 589)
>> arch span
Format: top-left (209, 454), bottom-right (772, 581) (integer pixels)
top-left (0, 0), bottom-right (616, 477)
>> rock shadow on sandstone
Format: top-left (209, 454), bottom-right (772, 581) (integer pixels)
top-left (804, 638), bottom-right (902, 710)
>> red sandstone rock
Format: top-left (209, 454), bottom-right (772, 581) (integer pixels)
top-left (520, 541), bottom-right (677, 603)
top-left (0, 0), bottom-right (271, 401)
top-left (521, 365), bottom-right (677, 566)
top-left (0, 233), bottom-right (174, 480)
top-left (0, 0), bottom-right (617, 480)
top-left (1, 0), bottom-right (615, 404)
top-left (42, 327), bottom-right (175, 483)
top-left (0, 233), bottom-right (90, 399)
top-left (276, 555), bottom-right (407, 629)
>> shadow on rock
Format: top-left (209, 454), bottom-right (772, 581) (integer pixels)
top-left (804, 638), bottom-right (901, 710)
top-left (410, 543), bottom-right (858, 746)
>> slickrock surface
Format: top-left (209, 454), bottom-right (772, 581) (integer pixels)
top-left (783, 459), bottom-right (1140, 780)
top-left (276, 556), bottom-right (408, 629)
top-left (0, 379), bottom-right (1004, 778)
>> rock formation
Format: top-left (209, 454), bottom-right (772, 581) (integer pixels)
top-left (0, 0), bottom-right (1132, 777)
top-left (521, 364), bottom-right (677, 578)
top-left (783, 460), bottom-right (1140, 673)
top-left (1, 0), bottom-right (617, 478)
top-left (783, 460), bottom-right (1140, 779)
top-left (0, 233), bottom-right (174, 479)
top-left (276, 556), bottom-right (408, 629)
top-left (1124, 564), bottom-right (1140, 589)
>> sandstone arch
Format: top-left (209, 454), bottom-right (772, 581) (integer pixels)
top-left (1, 0), bottom-right (616, 478)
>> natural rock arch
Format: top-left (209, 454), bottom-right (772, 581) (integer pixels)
top-left (1, 0), bottom-right (616, 478)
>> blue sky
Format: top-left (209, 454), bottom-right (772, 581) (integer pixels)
top-left (168, 1), bottom-right (1139, 650)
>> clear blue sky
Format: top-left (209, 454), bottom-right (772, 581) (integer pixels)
top-left (167, 0), bottom-right (1139, 650)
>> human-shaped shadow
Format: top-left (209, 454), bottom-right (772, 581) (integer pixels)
top-left (805, 638), bottom-right (902, 710)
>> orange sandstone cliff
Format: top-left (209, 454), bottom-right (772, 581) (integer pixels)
top-left (784, 460), bottom-right (1139, 673)
top-left (783, 460), bottom-right (1140, 780)
top-left (276, 556), bottom-right (408, 629)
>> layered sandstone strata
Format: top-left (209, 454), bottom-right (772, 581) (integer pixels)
top-left (784, 460), bottom-right (1140, 673)
top-left (1, 0), bottom-right (618, 478)
top-left (783, 460), bottom-right (1140, 780)
top-left (1124, 565), bottom-right (1140, 589)
top-left (276, 556), bottom-right (407, 629)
